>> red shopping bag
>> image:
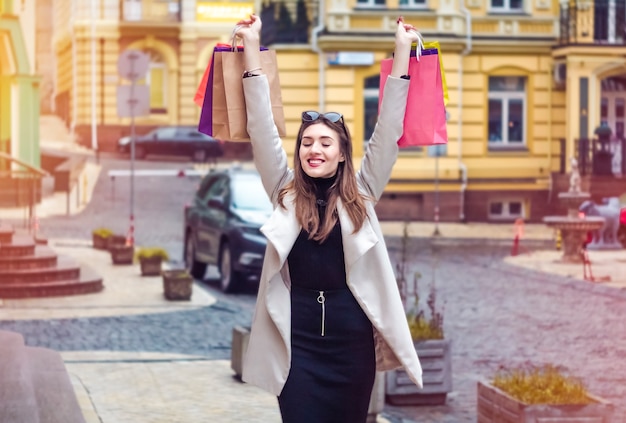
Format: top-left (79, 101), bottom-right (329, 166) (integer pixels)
top-left (379, 48), bottom-right (448, 147)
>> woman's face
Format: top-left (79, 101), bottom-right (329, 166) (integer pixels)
top-left (299, 123), bottom-right (345, 178)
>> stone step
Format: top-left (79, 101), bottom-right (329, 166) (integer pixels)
top-left (0, 265), bottom-right (103, 298)
top-left (0, 330), bottom-right (25, 348)
top-left (0, 258), bottom-right (80, 284)
top-left (0, 237), bottom-right (36, 257)
top-left (26, 347), bottom-right (86, 423)
top-left (0, 245), bottom-right (58, 271)
top-left (0, 224), bottom-right (14, 243)
top-left (0, 342), bottom-right (38, 422)
top-left (0, 330), bottom-right (86, 423)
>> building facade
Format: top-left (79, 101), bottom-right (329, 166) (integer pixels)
top-left (51, 0), bottom-right (626, 222)
top-left (0, 0), bottom-right (40, 170)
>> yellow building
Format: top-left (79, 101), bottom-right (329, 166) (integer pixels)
top-left (51, 0), bottom-right (626, 222)
top-left (0, 0), bottom-right (40, 168)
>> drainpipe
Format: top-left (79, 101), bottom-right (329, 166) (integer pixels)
top-left (458, 0), bottom-right (471, 222)
top-left (311, 0), bottom-right (326, 111)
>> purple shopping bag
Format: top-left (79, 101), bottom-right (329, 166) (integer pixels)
top-left (197, 45), bottom-right (271, 138)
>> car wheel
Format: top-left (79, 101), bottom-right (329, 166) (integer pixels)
top-left (219, 241), bottom-right (241, 293)
top-left (134, 145), bottom-right (146, 160)
top-left (185, 234), bottom-right (207, 280)
top-left (192, 149), bottom-right (207, 163)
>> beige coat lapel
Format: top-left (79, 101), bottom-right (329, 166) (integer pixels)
top-left (337, 199), bottom-right (379, 274)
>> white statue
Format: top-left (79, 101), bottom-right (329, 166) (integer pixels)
top-left (569, 157), bottom-right (581, 194)
top-left (579, 197), bottom-right (622, 248)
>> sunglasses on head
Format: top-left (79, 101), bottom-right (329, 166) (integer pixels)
top-left (301, 111), bottom-right (344, 124)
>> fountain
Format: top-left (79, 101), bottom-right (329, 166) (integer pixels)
top-left (543, 158), bottom-right (605, 263)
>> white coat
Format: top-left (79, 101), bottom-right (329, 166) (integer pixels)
top-left (241, 74), bottom-right (423, 396)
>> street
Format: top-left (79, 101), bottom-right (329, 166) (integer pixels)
top-left (1, 156), bottom-right (625, 422)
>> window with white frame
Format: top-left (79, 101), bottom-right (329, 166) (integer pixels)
top-left (488, 199), bottom-right (526, 220)
top-left (490, 0), bottom-right (523, 12)
top-left (400, 0), bottom-right (427, 8)
top-left (488, 76), bottom-right (526, 146)
top-left (144, 50), bottom-right (167, 114)
top-left (356, 0), bottom-right (386, 7)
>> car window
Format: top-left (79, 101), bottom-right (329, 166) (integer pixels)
top-left (196, 175), bottom-right (218, 199)
top-left (231, 174), bottom-right (273, 212)
top-left (205, 176), bottom-right (228, 201)
top-left (155, 127), bottom-right (177, 139)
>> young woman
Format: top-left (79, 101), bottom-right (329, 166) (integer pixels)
top-left (235, 14), bottom-right (423, 423)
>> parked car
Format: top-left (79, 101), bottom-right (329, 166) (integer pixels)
top-left (183, 166), bottom-right (272, 292)
top-left (117, 126), bottom-right (224, 162)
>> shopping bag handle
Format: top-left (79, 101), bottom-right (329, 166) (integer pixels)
top-left (409, 30), bottom-right (425, 61)
top-left (230, 25), bottom-right (244, 52)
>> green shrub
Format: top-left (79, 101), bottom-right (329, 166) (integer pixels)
top-left (135, 247), bottom-right (169, 261)
top-left (92, 228), bottom-right (114, 238)
top-left (492, 364), bottom-right (592, 405)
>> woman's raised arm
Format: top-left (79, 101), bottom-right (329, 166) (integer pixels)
top-left (235, 15), bottom-right (263, 76)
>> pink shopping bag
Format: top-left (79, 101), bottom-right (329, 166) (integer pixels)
top-left (379, 49), bottom-right (448, 147)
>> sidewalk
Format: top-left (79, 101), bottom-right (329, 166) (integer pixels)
top-left (2, 134), bottom-right (626, 421)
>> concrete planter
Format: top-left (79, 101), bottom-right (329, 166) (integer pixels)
top-left (110, 245), bottom-right (134, 265)
top-left (107, 234), bottom-right (127, 251)
top-left (92, 233), bottom-right (108, 250)
top-left (231, 325), bottom-right (250, 380)
top-left (162, 270), bottom-right (192, 301)
top-left (477, 380), bottom-right (614, 423)
top-left (386, 338), bottom-right (452, 405)
top-left (139, 257), bottom-right (162, 276)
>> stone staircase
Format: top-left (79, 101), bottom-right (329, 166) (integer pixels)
top-left (0, 330), bottom-right (86, 423)
top-left (0, 224), bottom-right (103, 298)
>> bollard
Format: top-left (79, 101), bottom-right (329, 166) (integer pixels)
top-left (511, 218), bottom-right (525, 256)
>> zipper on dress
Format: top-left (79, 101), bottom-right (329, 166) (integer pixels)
top-left (317, 291), bottom-right (326, 337)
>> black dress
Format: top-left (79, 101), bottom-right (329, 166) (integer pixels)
top-left (278, 175), bottom-right (376, 423)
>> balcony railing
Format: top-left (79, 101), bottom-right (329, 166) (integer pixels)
top-left (559, 0), bottom-right (626, 45)
top-left (121, 0), bottom-right (181, 22)
top-left (560, 137), bottom-right (626, 176)
top-left (260, 0), bottom-right (317, 45)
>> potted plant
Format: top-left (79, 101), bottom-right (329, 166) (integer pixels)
top-left (162, 269), bottom-right (193, 301)
top-left (385, 223), bottom-right (452, 406)
top-left (477, 364), bottom-right (614, 422)
top-left (92, 227), bottom-right (113, 250)
top-left (110, 242), bottom-right (134, 265)
top-left (135, 247), bottom-right (169, 276)
top-left (107, 233), bottom-right (127, 251)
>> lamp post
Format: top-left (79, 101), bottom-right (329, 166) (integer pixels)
top-left (429, 144), bottom-right (446, 237)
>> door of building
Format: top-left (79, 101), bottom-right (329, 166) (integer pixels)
top-left (600, 86), bottom-right (624, 175)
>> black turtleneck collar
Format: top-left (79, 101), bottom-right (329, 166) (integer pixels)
top-left (307, 173), bottom-right (337, 201)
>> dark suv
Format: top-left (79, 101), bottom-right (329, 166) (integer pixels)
top-left (183, 167), bottom-right (272, 292)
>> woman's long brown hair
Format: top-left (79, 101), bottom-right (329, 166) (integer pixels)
top-left (277, 118), bottom-right (368, 242)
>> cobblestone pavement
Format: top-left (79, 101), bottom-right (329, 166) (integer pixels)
top-left (2, 156), bottom-right (626, 422)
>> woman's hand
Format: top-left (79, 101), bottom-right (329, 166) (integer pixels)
top-left (235, 14), bottom-right (263, 76)
top-left (235, 14), bottom-right (262, 43)
top-left (390, 16), bottom-right (418, 78)
top-left (395, 16), bottom-right (420, 48)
